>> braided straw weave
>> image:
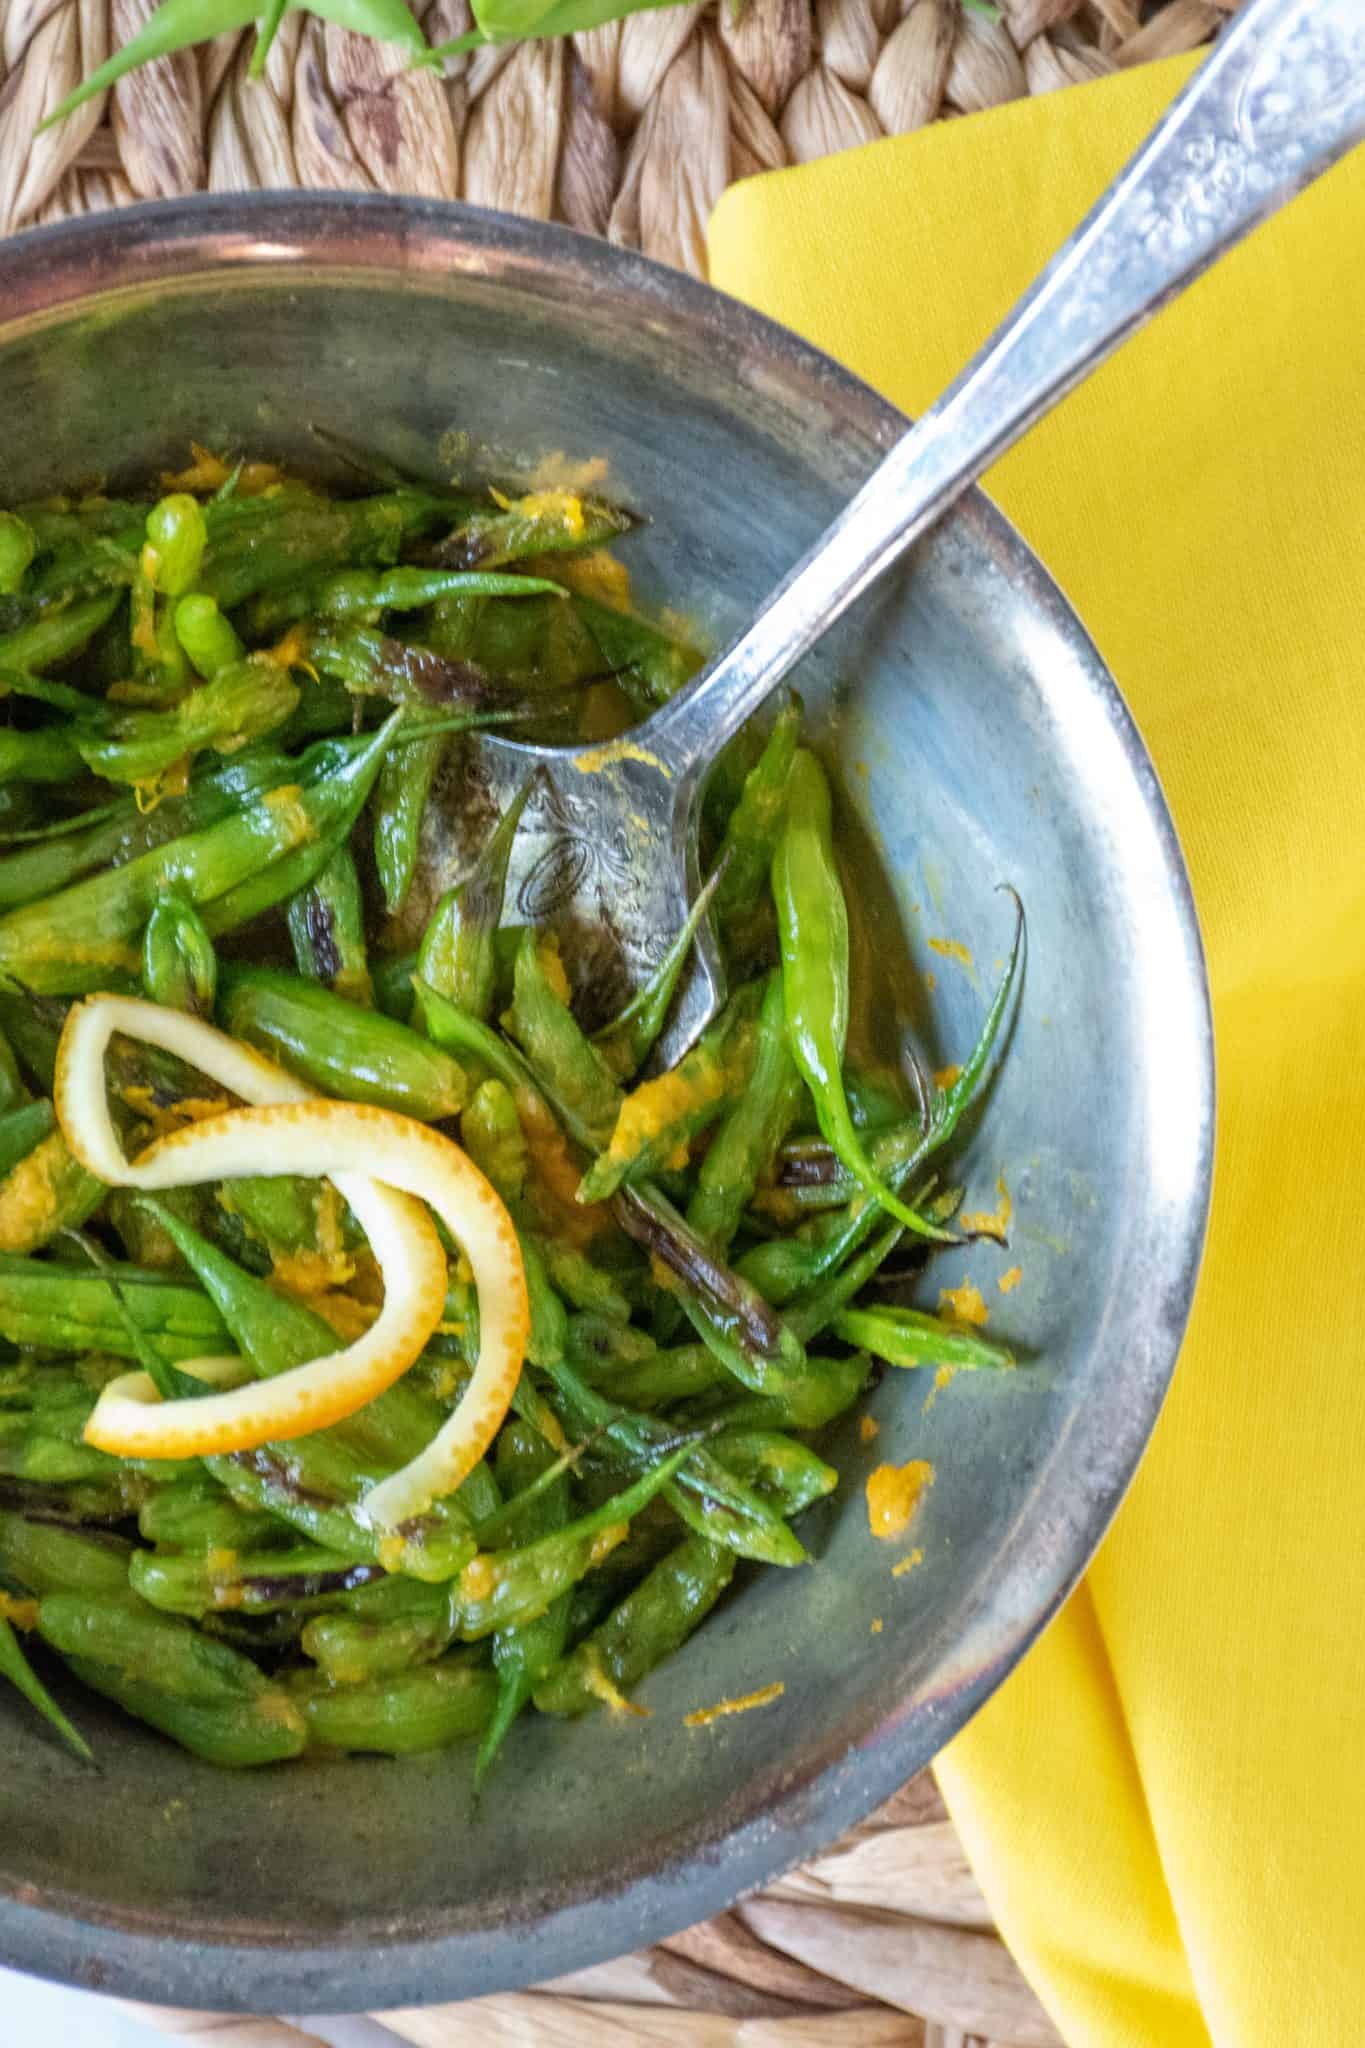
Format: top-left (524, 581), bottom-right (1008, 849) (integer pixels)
top-left (0, 0), bottom-right (1238, 272)
top-left (5, 4), bottom-right (1230, 2036)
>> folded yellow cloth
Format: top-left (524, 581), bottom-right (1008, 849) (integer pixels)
top-left (711, 56), bottom-right (1365, 2048)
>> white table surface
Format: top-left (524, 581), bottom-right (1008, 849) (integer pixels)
top-left (0, 1968), bottom-right (412, 2047)
top-left (1, 1968), bottom-right (165, 2047)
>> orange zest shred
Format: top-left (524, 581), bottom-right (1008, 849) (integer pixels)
top-left (53, 997), bottom-right (528, 1523)
top-left (684, 1681), bottom-right (785, 1728)
top-left (938, 1278), bottom-right (989, 1329)
top-left (0, 1591), bottom-right (39, 1630)
top-left (999, 1265), bottom-right (1023, 1294)
top-left (960, 1175), bottom-right (1013, 1242)
top-left (581, 1652), bottom-right (650, 1717)
top-left (920, 1363), bottom-right (958, 1416)
top-left (161, 446), bottom-right (282, 496)
top-left (865, 1459), bottom-right (935, 1541)
top-left (459, 1555), bottom-right (497, 1603)
top-left (892, 1549), bottom-right (925, 1579)
top-left (588, 1522), bottom-right (629, 1568)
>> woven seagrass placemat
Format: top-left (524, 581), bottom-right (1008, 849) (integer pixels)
top-left (1, 0), bottom-right (1235, 274)
top-left (3, 5), bottom-right (1238, 2036)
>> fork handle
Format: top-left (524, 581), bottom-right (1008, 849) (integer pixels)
top-left (646, 0), bottom-right (1365, 776)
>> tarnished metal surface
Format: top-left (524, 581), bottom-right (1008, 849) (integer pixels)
top-left (0, 194), bottom-right (1212, 2014)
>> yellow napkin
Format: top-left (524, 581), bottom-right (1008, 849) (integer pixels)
top-left (711, 56), bottom-right (1365, 2048)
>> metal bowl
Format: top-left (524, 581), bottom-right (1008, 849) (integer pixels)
top-left (0, 194), bottom-right (1213, 2013)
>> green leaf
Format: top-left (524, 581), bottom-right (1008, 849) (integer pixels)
top-left (41, 0), bottom-right (265, 129)
top-left (0, 1614), bottom-right (93, 1763)
top-left (42, 0), bottom-right (428, 130)
top-left (305, 0), bottom-right (427, 51)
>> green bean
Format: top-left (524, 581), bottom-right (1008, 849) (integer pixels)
top-left (300, 1575), bottom-right (459, 1685)
top-left (144, 494), bottom-right (207, 598)
top-left (534, 1533), bottom-right (734, 1718)
top-left (218, 965), bottom-right (466, 1118)
top-left (0, 783), bottom-right (38, 835)
top-left (565, 1312), bottom-right (665, 1379)
top-left (785, 1218), bottom-right (903, 1342)
top-left (713, 698), bottom-right (801, 960)
top-left (254, 567), bottom-right (569, 634)
top-left (503, 928), bottom-right (621, 1152)
top-left (460, 592), bottom-right (605, 695)
top-left (775, 752), bottom-right (945, 1241)
top-left (303, 621), bottom-right (498, 712)
top-left (435, 491), bottom-right (632, 571)
top-left (373, 732), bottom-right (442, 919)
top-left (455, 1442), bottom-right (690, 1641)
top-left (0, 1100), bottom-right (55, 1178)
top-left (0, 1361), bottom-right (125, 1484)
top-left (461, 1079), bottom-right (630, 1324)
top-left (286, 845), bottom-right (373, 1006)
top-left (711, 1430), bottom-right (837, 1516)
top-left (579, 981), bottom-right (763, 1203)
top-left (0, 718), bottom-right (400, 994)
top-left (211, 1174), bottom-right (346, 1268)
top-left (142, 1196), bottom-right (471, 1478)
top-left (130, 1544), bottom-right (386, 1619)
top-left (0, 593), bottom-right (121, 675)
top-left (211, 1439), bottom-right (473, 1585)
top-left (476, 1421), bottom-right (572, 1784)
top-left (127, 554), bottom-right (188, 699)
top-left (0, 746), bottom-right (290, 913)
top-left (417, 976), bottom-right (545, 1116)
top-left (37, 1589), bottom-right (307, 1764)
top-left (833, 1303), bottom-right (1016, 1372)
top-left (573, 594), bottom-right (703, 714)
top-left (0, 1516), bottom-right (131, 1607)
top-left (292, 1656), bottom-right (497, 1756)
top-left (593, 864), bottom-right (726, 1083)
top-left (0, 668), bottom-right (100, 720)
top-left (138, 1474), bottom-right (284, 1553)
top-left (0, 514), bottom-right (35, 596)
top-left (416, 775), bottom-right (536, 1025)
top-left (0, 1425), bottom-right (116, 1489)
top-left (0, 1128), bottom-right (107, 1254)
top-left (739, 919), bottom-right (1023, 1307)
top-left (0, 1254), bottom-right (227, 1361)
top-left (372, 948), bottom-right (417, 1020)
top-left (679, 1356), bottom-right (871, 1438)
top-left (0, 727), bottom-right (87, 784)
top-left (540, 1358), bottom-right (803, 1568)
top-left (687, 968), bottom-right (804, 1252)
top-left (76, 659), bottom-right (300, 789)
top-left (142, 891), bottom-right (218, 1016)
top-left (40, 1592), bottom-right (246, 1699)
top-left (173, 594), bottom-right (245, 679)
top-left (612, 1182), bottom-right (826, 1421)
top-left (0, 1026), bottom-right (22, 1117)
top-left (200, 489), bottom-right (452, 612)
top-left (536, 1237), bottom-right (631, 1322)
top-left (0, 1611), bottom-right (93, 1760)
top-left (581, 1343), bottom-right (726, 1413)
top-left (276, 677), bottom-right (357, 745)
top-left (106, 1185), bottom-right (202, 1271)
top-left (461, 1078), bottom-right (528, 1203)
top-left (63, 1649), bottom-right (308, 1765)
